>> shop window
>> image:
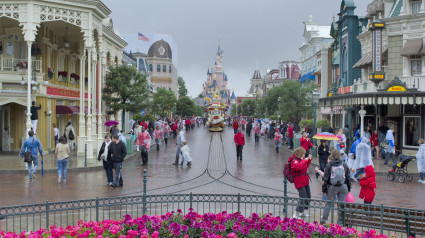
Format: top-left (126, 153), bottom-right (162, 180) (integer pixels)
top-left (412, 0), bottom-right (421, 14)
top-left (163, 65), bottom-right (166, 72)
top-left (404, 116), bottom-right (420, 146)
top-left (149, 64), bottom-right (152, 71)
top-left (411, 57), bottom-right (422, 75)
top-left (404, 104), bottom-right (421, 114)
top-left (156, 64), bottom-right (160, 72)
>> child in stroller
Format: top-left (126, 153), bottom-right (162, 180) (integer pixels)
top-left (387, 154), bottom-right (414, 183)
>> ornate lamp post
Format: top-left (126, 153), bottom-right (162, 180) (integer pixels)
top-left (359, 106), bottom-right (366, 138)
top-left (312, 89), bottom-right (320, 157)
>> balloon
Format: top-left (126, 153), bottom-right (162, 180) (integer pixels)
top-left (345, 192), bottom-right (355, 203)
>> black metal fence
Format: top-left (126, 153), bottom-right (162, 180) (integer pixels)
top-left (1, 171), bottom-right (424, 237)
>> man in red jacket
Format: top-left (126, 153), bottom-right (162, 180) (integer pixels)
top-left (232, 119), bottom-right (240, 134)
top-left (287, 123), bottom-right (294, 149)
top-left (234, 128), bottom-right (245, 160)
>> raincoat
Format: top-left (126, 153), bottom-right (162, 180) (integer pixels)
top-left (385, 130), bottom-right (395, 154)
top-left (353, 137), bottom-right (374, 171)
top-left (359, 165), bottom-right (376, 203)
top-left (415, 143), bottom-right (425, 173)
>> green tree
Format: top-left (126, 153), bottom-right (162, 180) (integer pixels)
top-left (193, 105), bottom-right (205, 116)
top-left (177, 76), bottom-right (188, 98)
top-left (102, 64), bottom-right (150, 121)
top-left (241, 99), bottom-right (256, 116)
top-left (255, 98), bottom-right (267, 116)
top-left (277, 80), bottom-right (316, 123)
top-left (176, 96), bottom-right (195, 116)
top-left (151, 88), bottom-right (177, 117)
top-left (264, 86), bottom-right (282, 116)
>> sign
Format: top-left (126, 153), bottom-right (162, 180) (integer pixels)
top-left (140, 110), bottom-right (146, 117)
top-left (387, 86), bottom-right (406, 92)
top-left (1, 83), bottom-right (26, 94)
top-left (338, 86), bottom-right (352, 95)
top-left (46, 87), bottom-right (90, 99)
top-left (374, 30), bottom-right (382, 71)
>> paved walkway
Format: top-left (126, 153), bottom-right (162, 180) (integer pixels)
top-left (0, 126), bottom-right (424, 210)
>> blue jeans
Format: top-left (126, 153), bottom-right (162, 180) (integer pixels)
top-left (354, 168), bottom-right (365, 179)
top-left (234, 129), bottom-right (238, 134)
top-left (27, 157), bottom-right (39, 179)
top-left (57, 158), bottom-right (68, 181)
top-left (420, 172), bottom-right (424, 180)
top-left (113, 162), bottom-right (123, 186)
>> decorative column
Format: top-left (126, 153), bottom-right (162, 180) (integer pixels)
top-left (91, 52), bottom-right (97, 148)
top-left (85, 48), bottom-right (94, 161)
top-left (26, 41), bottom-right (33, 137)
top-left (117, 110), bottom-right (122, 130)
top-left (330, 109), bottom-right (334, 129)
top-left (97, 56), bottom-right (104, 150)
top-left (341, 109), bottom-right (347, 128)
top-left (359, 106), bottom-right (366, 138)
top-left (77, 54), bottom-right (86, 156)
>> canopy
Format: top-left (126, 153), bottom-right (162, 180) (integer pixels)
top-left (401, 39), bottom-right (423, 57)
top-left (56, 105), bottom-right (79, 115)
top-left (353, 52), bottom-right (373, 68)
top-left (299, 71), bottom-right (315, 83)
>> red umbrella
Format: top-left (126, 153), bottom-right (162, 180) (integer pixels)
top-left (105, 120), bottom-right (119, 127)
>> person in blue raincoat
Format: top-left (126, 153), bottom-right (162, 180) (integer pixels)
top-left (385, 126), bottom-right (397, 171)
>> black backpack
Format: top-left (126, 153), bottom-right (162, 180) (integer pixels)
top-left (68, 128), bottom-right (75, 140)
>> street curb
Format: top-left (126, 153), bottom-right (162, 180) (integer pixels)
top-left (0, 153), bottom-right (138, 174)
top-left (259, 136), bottom-right (420, 177)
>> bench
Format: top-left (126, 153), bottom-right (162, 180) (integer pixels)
top-left (340, 203), bottom-right (425, 237)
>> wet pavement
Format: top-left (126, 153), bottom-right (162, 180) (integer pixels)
top-left (1, 126), bottom-right (424, 210)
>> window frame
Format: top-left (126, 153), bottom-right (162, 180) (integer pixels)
top-left (403, 115), bottom-right (421, 148)
top-left (412, 0), bottom-right (421, 14)
top-left (410, 56), bottom-right (422, 76)
top-left (156, 64), bottom-right (160, 72)
top-left (163, 64), bottom-right (166, 72)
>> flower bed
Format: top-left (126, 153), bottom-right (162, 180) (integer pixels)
top-left (0, 210), bottom-right (399, 238)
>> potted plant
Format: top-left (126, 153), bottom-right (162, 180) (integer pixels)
top-left (47, 68), bottom-right (54, 80)
top-left (316, 119), bottom-right (331, 132)
top-left (15, 61), bottom-right (27, 71)
top-left (58, 71), bottom-right (68, 82)
top-left (70, 73), bottom-right (80, 84)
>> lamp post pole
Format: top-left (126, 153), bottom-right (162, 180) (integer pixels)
top-left (311, 90), bottom-right (320, 157)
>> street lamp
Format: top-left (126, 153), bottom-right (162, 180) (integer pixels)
top-left (277, 96), bottom-right (282, 124)
top-left (312, 89), bottom-right (320, 157)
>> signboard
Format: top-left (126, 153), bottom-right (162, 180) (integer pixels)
top-left (338, 86), bottom-right (352, 95)
top-left (375, 30), bottom-right (382, 71)
top-left (47, 87), bottom-right (90, 99)
top-left (1, 83), bottom-right (26, 94)
top-left (387, 86), bottom-right (406, 92)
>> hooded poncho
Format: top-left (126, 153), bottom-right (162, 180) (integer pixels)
top-left (415, 144), bottom-right (425, 173)
top-left (353, 137), bottom-right (374, 170)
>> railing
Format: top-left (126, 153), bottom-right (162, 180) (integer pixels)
top-left (1, 172), bottom-right (424, 237)
top-left (400, 76), bottom-right (425, 91)
top-left (0, 56), bottom-right (42, 72)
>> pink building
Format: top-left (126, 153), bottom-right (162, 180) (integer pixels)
top-left (202, 44), bottom-right (231, 100)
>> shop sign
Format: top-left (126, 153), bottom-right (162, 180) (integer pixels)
top-left (47, 87), bottom-right (90, 99)
top-left (387, 86), bottom-right (406, 92)
top-left (1, 83), bottom-right (26, 94)
top-left (338, 86), bottom-right (352, 95)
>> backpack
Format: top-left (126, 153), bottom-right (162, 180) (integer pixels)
top-left (68, 129), bottom-right (75, 141)
top-left (330, 164), bottom-right (346, 186)
top-left (283, 161), bottom-right (295, 183)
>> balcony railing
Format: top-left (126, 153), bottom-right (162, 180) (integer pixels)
top-left (0, 56), bottom-right (42, 73)
top-left (400, 76), bottom-right (425, 91)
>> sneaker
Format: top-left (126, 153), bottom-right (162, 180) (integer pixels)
top-left (299, 212), bottom-right (310, 217)
top-left (418, 179), bottom-right (424, 183)
top-left (105, 182), bottom-right (110, 186)
top-left (187, 162), bottom-right (192, 166)
top-left (63, 180), bottom-right (66, 184)
top-left (58, 176), bottom-right (62, 183)
top-left (31, 172), bottom-right (36, 179)
top-left (422, 181), bottom-right (425, 184)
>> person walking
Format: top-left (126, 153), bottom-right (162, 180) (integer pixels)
top-left (53, 123), bottom-right (59, 146)
top-left (371, 129), bottom-right (380, 159)
top-left (415, 138), bottom-right (425, 184)
top-left (385, 126), bottom-right (397, 170)
top-left (287, 123), bottom-right (294, 149)
top-left (153, 125), bottom-right (163, 151)
top-left (55, 136), bottom-right (70, 183)
top-left (246, 120), bottom-right (252, 136)
top-left (353, 137), bottom-right (374, 181)
top-left (180, 141), bottom-right (192, 166)
top-left (117, 130), bottom-right (126, 144)
top-left (289, 147), bottom-right (312, 219)
top-left (359, 165), bottom-right (376, 204)
top-left (232, 118), bottom-right (240, 134)
top-left (253, 122), bottom-right (260, 142)
top-left (343, 124), bottom-right (351, 154)
top-left (98, 134), bottom-right (113, 186)
top-left (65, 122), bottom-right (76, 150)
top-left (136, 127), bottom-right (151, 166)
top-left (108, 134), bottom-right (126, 188)
top-left (30, 101), bottom-right (41, 134)
top-left (163, 122), bottom-right (171, 145)
top-left (173, 127), bottom-right (185, 165)
top-left (300, 131), bottom-right (315, 157)
top-left (234, 128), bottom-right (245, 160)
top-left (317, 140), bottom-right (330, 180)
top-left (20, 130), bottom-right (43, 180)
top-left (320, 149), bottom-right (351, 225)
top-left (274, 129), bottom-right (283, 152)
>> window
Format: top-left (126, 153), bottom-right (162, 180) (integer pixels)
top-left (411, 57), bottom-right (422, 75)
top-left (169, 65), bottom-right (172, 73)
top-left (163, 65), bottom-right (166, 72)
top-left (412, 1), bottom-right (421, 14)
top-left (149, 64), bottom-right (152, 72)
top-left (156, 64), bottom-right (160, 72)
top-left (404, 116), bottom-right (420, 146)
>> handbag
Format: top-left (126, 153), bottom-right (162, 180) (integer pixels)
top-left (24, 138), bottom-right (35, 163)
top-left (380, 140), bottom-right (389, 149)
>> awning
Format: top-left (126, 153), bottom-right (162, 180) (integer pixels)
top-left (56, 105), bottom-right (79, 115)
top-left (401, 39), bottom-right (423, 57)
top-left (313, 68), bottom-right (321, 75)
top-left (320, 107), bottom-right (331, 114)
top-left (353, 52), bottom-right (373, 68)
top-left (299, 71), bottom-right (316, 83)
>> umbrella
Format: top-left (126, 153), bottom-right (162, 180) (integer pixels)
top-left (105, 120), bottom-right (119, 127)
top-left (312, 132), bottom-right (339, 140)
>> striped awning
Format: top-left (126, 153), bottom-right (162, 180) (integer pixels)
top-left (353, 52), bottom-right (373, 68)
top-left (401, 39), bottom-right (423, 57)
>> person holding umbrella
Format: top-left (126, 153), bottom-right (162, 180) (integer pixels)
top-left (55, 136), bottom-right (70, 183)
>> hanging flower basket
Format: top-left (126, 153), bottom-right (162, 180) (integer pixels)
top-left (47, 68), bottom-right (54, 79)
top-left (15, 61), bottom-right (28, 71)
top-left (70, 73), bottom-right (80, 84)
top-left (58, 71), bottom-right (68, 82)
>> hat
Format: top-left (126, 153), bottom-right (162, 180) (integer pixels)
top-left (276, 129), bottom-right (279, 132)
top-left (257, 119), bottom-right (261, 122)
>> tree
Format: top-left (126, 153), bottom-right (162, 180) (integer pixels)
top-left (193, 105), bottom-right (205, 116)
top-left (177, 76), bottom-right (188, 98)
top-left (278, 80), bottom-right (316, 123)
top-left (241, 99), bottom-right (256, 116)
top-left (176, 96), bottom-right (195, 117)
top-left (102, 64), bottom-right (150, 120)
top-left (151, 88), bottom-right (177, 117)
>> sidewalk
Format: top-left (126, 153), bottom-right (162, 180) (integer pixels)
top-left (0, 150), bottom-right (138, 174)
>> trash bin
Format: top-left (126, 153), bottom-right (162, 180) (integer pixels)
top-left (124, 134), bottom-right (134, 154)
top-left (293, 133), bottom-right (302, 149)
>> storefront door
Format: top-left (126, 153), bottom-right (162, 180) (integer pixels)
top-left (2, 106), bottom-right (10, 151)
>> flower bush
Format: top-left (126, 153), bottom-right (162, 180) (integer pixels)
top-left (70, 73), bottom-right (80, 81)
top-left (0, 210), bottom-right (402, 238)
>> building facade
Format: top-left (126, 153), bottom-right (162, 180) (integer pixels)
top-left (278, 60), bottom-right (301, 80)
top-left (0, 0), bottom-right (126, 160)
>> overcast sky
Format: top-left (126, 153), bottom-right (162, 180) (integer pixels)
top-left (103, 0), bottom-right (369, 97)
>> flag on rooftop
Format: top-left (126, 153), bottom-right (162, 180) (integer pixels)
top-left (138, 33), bottom-right (149, 42)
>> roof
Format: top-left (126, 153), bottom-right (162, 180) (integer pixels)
top-left (400, 39), bottom-right (423, 57)
top-left (224, 74), bottom-right (228, 81)
top-left (148, 40), bottom-right (172, 59)
top-left (353, 52), bottom-right (373, 68)
top-left (230, 91), bottom-right (236, 99)
top-left (252, 69), bottom-right (262, 79)
top-left (366, 0), bottom-right (384, 19)
top-left (390, 0), bottom-right (403, 17)
top-left (207, 68), bottom-right (212, 75)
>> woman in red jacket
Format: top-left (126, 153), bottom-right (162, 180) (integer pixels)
top-left (359, 165), bottom-right (376, 204)
top-left (288, 147), bottom-right (312, 219)
top-left (371, 129), bottom-right (380, 159)
top-left (300, 132), bottom-right (316, 157)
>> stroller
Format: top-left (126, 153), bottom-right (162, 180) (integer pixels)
top-left (387, 154), bottom-right (414, 183)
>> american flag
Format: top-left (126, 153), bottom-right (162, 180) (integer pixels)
top-left (138, 33), bottom-right (149, 42)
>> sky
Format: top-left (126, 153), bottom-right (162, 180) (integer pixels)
top-left (103, 0), bottom-right (369, 97)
